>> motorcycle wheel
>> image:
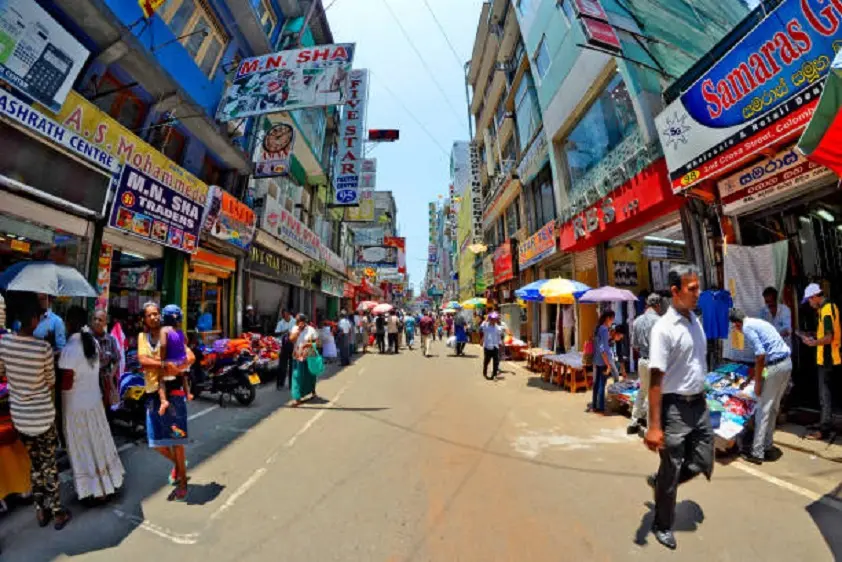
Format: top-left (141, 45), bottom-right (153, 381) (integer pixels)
top-left (233, 376), bottom-right (256, 406)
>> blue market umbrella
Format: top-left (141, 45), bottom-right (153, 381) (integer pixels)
top-left (514, 279), bottom-right (548, 302)
top-left (0, 262), bottom-right (98, 297)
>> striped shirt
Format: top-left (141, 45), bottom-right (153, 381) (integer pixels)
top-left (0, 334), bottom-right (56, 436)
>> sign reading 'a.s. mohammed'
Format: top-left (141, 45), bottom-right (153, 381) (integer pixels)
top-left (655, 0), bottom-right (841, 193)
top-left (110, 165), bottom-right (202, 254)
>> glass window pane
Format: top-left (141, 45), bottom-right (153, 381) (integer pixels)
top-left (540, 180), bottom-right (555, 224)
top-left (263, 17), bottom-right (274, 35)
top-left (169, 0), bottom-right (195, 36)
top-left (184, 16), bottom-right (208, 58)
top-left (117, 97), bottom-right (144, 130)
top-left (534, 37), bottom-right (550, 78)
top-left (199, 36), bottom-right (222, 76)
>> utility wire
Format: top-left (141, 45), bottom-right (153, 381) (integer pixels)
top-left (370, 70), bottom-right (452, 159)
top-left (379, 0), bottom-right (468, 130)
top-left (420, 0), bottom-right (465, 70)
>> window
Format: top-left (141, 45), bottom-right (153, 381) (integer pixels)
top-left (514, 73), bottom-right (541, 152)
top-left (533, 35), bottom-right (551, 79)
top-left (505, 196), bottom-right (521, 238)
top-left (516, 0), bottom-right (535, 15)
top-left (527, 168), bottom-right (556, 232)
top-left (201, 155), bottom-right (222, 186)
top-left (91, 74), bottom-right (148, 130)
top-left (562, 74), bottom-right (636, 196)
top-left (255, 0), bottom-right (277, 36)
top-left (558, 0), bottom-right (576, 27)
top-left (162, 0), bottom-right (228, 78)
top-left (496, 216), bottom-right (506, 245)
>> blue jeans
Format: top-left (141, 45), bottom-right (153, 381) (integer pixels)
top-left (592, 365), bottom-right (608, 412)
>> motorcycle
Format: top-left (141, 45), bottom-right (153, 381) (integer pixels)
top-left (108, 352), bottom-right (147, 436)
top-left (189, 343), bottom-right (259, 407)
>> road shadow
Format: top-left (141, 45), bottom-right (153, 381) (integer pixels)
top-left (634, 500), bottom-right (705, 546)
top-left (526, 376), bottom-right (564, 391)
top-left (185, 482), bottom-right (225, 506)
top-left (297, 406), bottom-right (390, 412)
top-left (806, 483), bottom-right (842, 560)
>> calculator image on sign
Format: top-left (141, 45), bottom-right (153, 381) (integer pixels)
top-left (23, 43), bottom-right (72, 103)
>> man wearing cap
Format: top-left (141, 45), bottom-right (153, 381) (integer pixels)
top-left (243, 305), bottom-right (262, 334)
top-left (729, 308), bottom-right (792, 464)
top-left (800, 283), bottom-right (840, 441)
top-left (480, 312), bottom-right (505, 380)
top-left (628, 293), bottom-right (664, 435)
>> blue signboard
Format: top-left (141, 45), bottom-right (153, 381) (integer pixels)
top-left (109, 165), bottom-right (203, 254)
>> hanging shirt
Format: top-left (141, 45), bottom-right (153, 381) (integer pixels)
top-left (697, 290), bottom-right (732, 340)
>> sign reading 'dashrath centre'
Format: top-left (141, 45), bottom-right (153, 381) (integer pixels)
top-left (109, 165), bottom-right (202, 254)
top-left (655, 0), bottom-right (841, 193)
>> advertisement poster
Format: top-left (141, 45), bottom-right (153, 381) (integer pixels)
top-left (94, 243), bottom-right (113, 312)
top-left (260, 196), bottom-right (321, 259)
top-left (254, 118), bottom-right (295, 178)
top-left (52, 91), bottom-right (209, 206)
top-left (655, 0), bottom-right (839, 192)
top-left (109, 165), bottom-right (202, 254)
top-left (348, 225), bottom-right (383, 245)
top-left (355, 245), bottom-right (398, 267)
top-left (202, 186), bottom-right (257, 251)
top-left (218, 43), bottom-right (355, 122)
top-left (519, 221), bottom-right (557, 269)
top-left (333, 69), bottom-right (369, 205)
top-left (360, 158), bottom-right (377, 188)
top-left (115, 265), bottom-right (158, 291)
top-left (493, 242), bottom-right (514, 284)
top-left (321, 245), bottom-right (346, 275)
top-left (0, 0), bottom-right (90, 112)
top-left (344, 189), bottom-right (375, 222)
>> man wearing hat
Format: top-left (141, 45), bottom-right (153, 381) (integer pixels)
top-left (800, 283), bottom-right (840, 441)
top-left (628, 293), bottom-right (664, 435)
top-left (480, 312), bottom-right (505, 380)
top-left (243, 305), bottom-right (262, 334)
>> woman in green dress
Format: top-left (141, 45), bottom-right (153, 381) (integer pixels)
top-left (290, 314), bottom-right (319, 406)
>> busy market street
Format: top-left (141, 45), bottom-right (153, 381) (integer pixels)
top-left (0, 343), bottom-right (840, 561)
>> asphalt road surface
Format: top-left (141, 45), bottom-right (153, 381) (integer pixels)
top-left (2, 342), bottom-right (841, 561)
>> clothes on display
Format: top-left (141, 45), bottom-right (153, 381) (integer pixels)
top-left (698, 290), bottom-right (733, 340)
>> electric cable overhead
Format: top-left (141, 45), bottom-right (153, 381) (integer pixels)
top-left (370, 71), bottom-right (451, 159)
top-left (420, 0), bottom-right (465, 70)
top-left (379, 0), bottom-right (468, 130)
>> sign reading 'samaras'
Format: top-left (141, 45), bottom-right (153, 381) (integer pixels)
top-left (655, 0), bottom-right (842, 193)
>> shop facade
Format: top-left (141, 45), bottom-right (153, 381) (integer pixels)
top-left (654, 0), bottom-right (842, 414)
top-left (246, 230), bottom-right (304, 333)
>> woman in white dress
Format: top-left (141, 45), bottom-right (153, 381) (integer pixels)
top-left (60, 307), bottom-right (124, 503)
top-left (320, 322), bottom-right (337, 363)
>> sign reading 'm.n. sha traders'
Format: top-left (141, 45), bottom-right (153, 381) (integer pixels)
top-left (655, 0), bottom-right (842, 193)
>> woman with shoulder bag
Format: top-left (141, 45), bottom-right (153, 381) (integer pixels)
top-left (289, 314), bottom-right (321, 406)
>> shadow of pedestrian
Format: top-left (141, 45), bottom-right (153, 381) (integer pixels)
top-left (634, 500), bottom-right (705, 546)
top-left (526, 377), bottom-right (564, 391)
top-left (806, 483), bottom-right (842, 560)
top-left (185, 482), bottom-right (225, 506)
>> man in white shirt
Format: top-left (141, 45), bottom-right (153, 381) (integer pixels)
top-left (760, 286), bottom-right (792, 349)
top-left (481, 312), bottom-right (505, 380)
top-left (644, 264), bottom-right (713, 551)
top-left (387, 312), bottom-right (400, 354)
top-left (274, 309), bottom-right (295, 390)
top-left (337, 311), bottom-right (353, 366)
top-left (353, 313), bottom-right (362, 355)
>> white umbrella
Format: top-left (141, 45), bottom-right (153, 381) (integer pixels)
top-left (0, 261), bottom-right (98, 297)
top-left (372, 303), bottom-right (394, 315)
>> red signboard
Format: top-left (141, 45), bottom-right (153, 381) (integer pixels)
top-left (559, 159), bottom-right (682, 252)
top-left (574, 0), bottom-right (621, 52)
top-left (493, 242), bottom-right (514, 284)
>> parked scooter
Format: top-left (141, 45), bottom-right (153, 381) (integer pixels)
top-left (189, 339), bottom-right (259, 406)
top-left (108, 352), bottom-right (147, 436)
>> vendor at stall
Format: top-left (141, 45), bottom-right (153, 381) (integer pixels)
top-left (800, 283), bottom-right (840, 442)
top-left (760, 287), bottom-right (792, 349)
top-left (628, 293), bottom-right (664, 435)
top-left (728, 308), bottom-right (792, 465)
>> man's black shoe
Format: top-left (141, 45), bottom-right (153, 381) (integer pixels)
top-left (652, 528), bottom-right (676, 550)
top-left (627, 423), bottom-right (640, 435)
top-left (646, 473), bottom-right (657, 490)
top-left (740, 452), bottom-right (763, 465)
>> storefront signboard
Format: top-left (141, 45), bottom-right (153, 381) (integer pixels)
top-left (656, 0), bottom-right (841, 193)
top-left (355, 245), bottom-right (398, 267)
top-left (493, 242), bottom-right (514, 284)
top-left (115, 264), bottom-right (159, 291)
top-left (53, 91), bottom-right (209, 205)
top-left (468, 142), bottom-right (484, 245)
top-left (321, 245), bottom-right (346, 275)
top-left (559, 159), bottom-right (680, 252)
top-left (249, 244), bottom-right (302, 285)
top-left (109, 165), bottom-right (202, 253)
top-left (517, 129), bottom-right (548, 184)
top-left (0, 0), bottom-right (90, 112)
top-left (0, 88), bottom-right (118, 174)
top-left (717, 144), bottom-right (835, 215)
top-left (519, 221), bottom-right (557, 269)
top-left (94, 243), bottom-right (113, 312)
top-left (218, 44), bottom-right (356, 121)
top-left (257, 194), bottom-right (321, 259)
top-left (428, 244), bottom-right (438, 264)
top-left (344, 189), bottom-right (375, 221)
top-left (321, 273), bottom-right (344, 297)
top-left (333, 69), bottom-right (369, 206)
top-left (253, 118), bottom-right (295, 178)
top-left (483, 254), bottom-right (494, 288)
top-left (349, 226), bottom-right (384, 245)
top-left (201, 186), bottom-right (257, 251)
top-left (574, 0), bottom-right (622, 52)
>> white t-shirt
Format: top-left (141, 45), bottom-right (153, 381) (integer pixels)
top-left (59, 333), bottom-right (102, 411)
top-left (648, 307), bottom-right (708, 396)
top-left (338, 318), bottom-right (352, 335)
top-left (293, 325), bottom-right (318, 357)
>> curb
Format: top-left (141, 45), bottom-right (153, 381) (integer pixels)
top-left (772, 437), bottom-right (842, 463)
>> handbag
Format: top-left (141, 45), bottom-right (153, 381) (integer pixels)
top-left (307, 344), bottom-right (325, 376)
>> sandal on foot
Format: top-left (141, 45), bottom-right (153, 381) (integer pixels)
top-left (36, 508), bottom-right (51, 527)
top-left (168, 461), bottom-right (190, 485)
top-left (167, 488), bottom-right (188, 502)
top-left (54, 510), bottom-right (72, 530)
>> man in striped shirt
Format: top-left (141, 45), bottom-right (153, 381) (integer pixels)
top-left (0, 292), bottom-right (71, 530)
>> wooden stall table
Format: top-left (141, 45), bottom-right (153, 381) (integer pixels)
top-left (546, 352), bottom-right (591, 393)
top-left (543, 355), bottom-right (567, 386)
top-left (526, 348), bottom-right (553, 371)
top-left (503, 342), bottom-right (528, 361)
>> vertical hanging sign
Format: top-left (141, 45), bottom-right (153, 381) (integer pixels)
top-left (333, 69), bottom-right (369, 206)
top-left (468, 142), bottom-right (484, 245)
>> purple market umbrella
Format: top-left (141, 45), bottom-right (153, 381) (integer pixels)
top-left (578, 286), bottom-right (638, 303)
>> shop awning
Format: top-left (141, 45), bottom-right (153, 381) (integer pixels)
top-left (799, 51), bottom-right (842, 177)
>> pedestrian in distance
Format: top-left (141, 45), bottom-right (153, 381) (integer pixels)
top-left (628, 293), bottom-right (664, 435)
top-left (274, 309), bottom-right (295, 390)
top-left (590, 310), bottom-right (616, 414)
top-left (454, 312), bottom-right (468, 356)
top-left (644, 264), bottom-right (713, 551)
top-left (0, 291), bottom-right (72, 530)
top-left (289, 314), bottom-right (320, 406)
top-left (387, 311), bottom-right (400, 354)
top-left (728, 308), bottom-right (792, 464)
top-left (338, 311), bottom-right (352, 367)
top-left (419, 309), bottom-right (435, 357)
top-left (375, 313), bottom-right (386, 354)
top-left (404, 313), bottom-right (417, 350)
top-left (480, 312), bottom-right (504, 380)
top-left (799, 283), bottom-right (840, 441)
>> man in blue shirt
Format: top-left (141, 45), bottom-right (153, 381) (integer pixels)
top-left (33, 294), bottom-right (66, 352)
top-left (728, 308), bottom-right (792, 465)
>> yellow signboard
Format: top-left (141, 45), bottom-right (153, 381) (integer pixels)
top-left (345, 189), bottom-right (375, 222)
top-left (49, 92), bottom-right (209, 205)
top-left (139, 0), bottom-right (167, 18)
